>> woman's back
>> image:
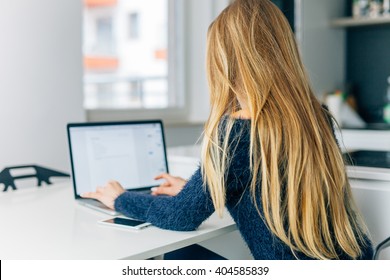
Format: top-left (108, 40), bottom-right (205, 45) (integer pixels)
top-left (220, 117), bottom-right (373, 259)
top-left (203, 0), bottom-right (372, 259)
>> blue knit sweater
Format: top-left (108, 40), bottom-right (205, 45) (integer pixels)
top-left (114, 118), bottom-right (373, 260)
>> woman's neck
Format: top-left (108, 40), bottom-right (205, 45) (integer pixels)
top-left (231, 109), bottom-right (251, 119)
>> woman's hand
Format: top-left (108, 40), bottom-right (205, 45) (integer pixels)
top-left (81, 180), bottom-right (125, 210)
top-left (151, 173), bottom-right (187, 196)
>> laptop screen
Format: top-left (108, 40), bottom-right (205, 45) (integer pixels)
top-left (67, 121), bottom-right (168, 197)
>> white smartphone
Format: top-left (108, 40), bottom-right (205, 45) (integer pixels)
top-left (99, 217), bottom-right (151, 230)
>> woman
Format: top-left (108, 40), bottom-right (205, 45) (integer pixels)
top-left (83, 0), bottom-right (373, 260)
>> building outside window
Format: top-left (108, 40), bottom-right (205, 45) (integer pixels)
top-left (128, 12), bottom-right (140, 40)
top-left (83, 0), bottom-right (182, 113)
top-left (95, 17), bottom-right (114, 54)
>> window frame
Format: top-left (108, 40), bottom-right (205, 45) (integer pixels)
top-left (86, 0), bottom-right (188, 123)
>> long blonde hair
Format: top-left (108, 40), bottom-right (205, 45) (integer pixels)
top-left (202, 0), bottom-right (367, 259)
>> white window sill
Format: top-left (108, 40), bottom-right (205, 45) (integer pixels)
top-left (86, 108), bottom-right (205, 126)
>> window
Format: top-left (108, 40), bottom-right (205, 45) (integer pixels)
top-left (83, 0), bottom-right (184, 116)
top-left (96, 17), bottom-right (114, 53)
top-left (128, 12), bottom-right (140, 40)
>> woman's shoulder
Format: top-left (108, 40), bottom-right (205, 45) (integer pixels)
top-left (230, 110), bottom-right (251, 120)
top-left (220, 112), bottom-right (251, 137)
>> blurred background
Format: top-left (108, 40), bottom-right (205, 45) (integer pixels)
top-left (0, 0), bottom-right (390, 259)
top-left (1, 0), bottom-right (390, 170)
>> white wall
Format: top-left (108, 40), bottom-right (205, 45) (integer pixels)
top-left (156, 0), bottom-right (230, 147)
top-left (0, 0), bottom-right (85, 173)
top-left (186, 0), bottom-right (230, 123)
top-left (185, 0), bottom-right (211, 123)
top-left (298, 0), bottom-right (346, 99)
top-left (165, 124), bottom-right (204, 147)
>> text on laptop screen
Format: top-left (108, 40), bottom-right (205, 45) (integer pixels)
top-left (69, 123), bottom-right (167, 195)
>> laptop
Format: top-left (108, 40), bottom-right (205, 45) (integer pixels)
top-left (67, 120), bottom-right (169, 215)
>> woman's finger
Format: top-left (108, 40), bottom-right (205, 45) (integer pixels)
top-left (154, 173), bottom-right (172, 181)
top-left (81, 191), bottom-right (101, 200)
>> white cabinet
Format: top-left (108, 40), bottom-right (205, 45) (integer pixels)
top-left (338, 129), bottom-right (390, 259)
top-left (340, 129), bottom-right (390, 151)
top-left (350, 179), bottom-right (390, 259)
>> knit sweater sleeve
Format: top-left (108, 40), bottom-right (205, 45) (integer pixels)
top-left (114, 167), bottom-right (215, 231)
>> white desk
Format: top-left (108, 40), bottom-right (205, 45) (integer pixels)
top-left (0, 181), bottom-right (237, 259)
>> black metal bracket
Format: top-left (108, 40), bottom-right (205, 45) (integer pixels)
top-left (373, 236), bottom-right (390, 260)
top-left (0, 165), bottom-right (70, 192)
